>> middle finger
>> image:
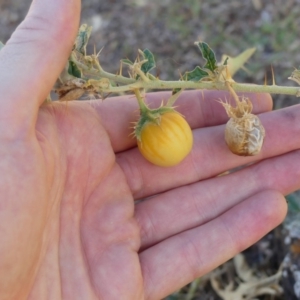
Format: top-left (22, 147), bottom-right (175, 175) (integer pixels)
top-left (136, 148), bottom-right (300, 250)
top-left (117, 104), bottom-right (300, 199)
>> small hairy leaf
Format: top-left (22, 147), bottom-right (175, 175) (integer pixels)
top-left (289, 68), bottom-right (300, 86)
top-left (196, 42), bottom-right (218, 72)
top-left (141, 49), bottom-right (156, 73)
top-left (68, 61), bottom-right (82, 78)
top-left (74, 24), bottom-right (92, 56)
top-left (183, 66), bottom-right (209, 81)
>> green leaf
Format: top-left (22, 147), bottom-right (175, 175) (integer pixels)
top-left (195, 42), bottom-right (218, 72)
top-left (0, 41), bottom-right (4, 51)
top-left (183, 66), bottom-right (209, 81)
top-left (141, 49), bottom-right (156, 73)
top-left (68, 61), bottom-right (82, 78)
top-left (121, 58), bottom-right (134, 66)
top-left (74, 24), bottom-right (92, 56)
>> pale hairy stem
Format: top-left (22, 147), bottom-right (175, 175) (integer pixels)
top-left (69, 57), bottom-right (300, 97)
top-left (70, 59), bottom-right (136, 85)
top-left (225, 81), bottom-right (243, 110)
top-left (133, 89), bottom-right (148, 113)
top-left (99, 80), bottom-right (300, 96)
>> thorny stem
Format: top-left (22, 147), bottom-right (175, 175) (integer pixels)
top-left (68, 51), bottom-right (300, 98)
top-left (66, 25), bottom-right (300, 101)
top-left (97, 79), bottom-right (300, 96)
top-left (70, 58), bottom-right (135, 84)
top-left (134, 68), bottom-right (150, 82)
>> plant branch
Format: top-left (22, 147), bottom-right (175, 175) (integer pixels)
top-left (98, 79), bottom-right (300, 96)
top-left (70, 58), bottom-right (135, 84)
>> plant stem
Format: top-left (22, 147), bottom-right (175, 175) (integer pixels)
top-left (71, 59), bottom-right (135, 84)
top-left (135, 68), bottom-right (150, 82)
top-left (166, 89), bottom-right (183, 107)
top-left (133, 89), bottom-right (148, 113)
top-left (71, 55), bottom-right (300, 98)
top-left (98, 79), bottom-right (300, 96)
top-left (225, 81), bottom-right (245, 112)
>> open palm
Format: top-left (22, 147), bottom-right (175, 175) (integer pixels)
top-left (1, 1), bottom-right (298, 299)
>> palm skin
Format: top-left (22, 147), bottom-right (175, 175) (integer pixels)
top-left (27, 102), bottom-right (143, 299)
top-left (0, 1), bottom-right (297, 299)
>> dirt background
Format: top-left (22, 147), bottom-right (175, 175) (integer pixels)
top-left (1, 0), bottom-right (300, 299)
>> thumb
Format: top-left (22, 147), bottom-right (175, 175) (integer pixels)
top-left (0, 0), bottom-right (81, 139)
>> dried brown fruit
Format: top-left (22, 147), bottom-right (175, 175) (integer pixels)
top-left (58, 88), bottom-right (85, 101)
top-left (221, 95), bottom-right (265, 156)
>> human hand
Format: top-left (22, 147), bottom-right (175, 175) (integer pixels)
top-left (0, 0), bottom-right (297, 299)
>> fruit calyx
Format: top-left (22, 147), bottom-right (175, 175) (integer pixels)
top-left (134, 104), bottom-right (176, 141)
